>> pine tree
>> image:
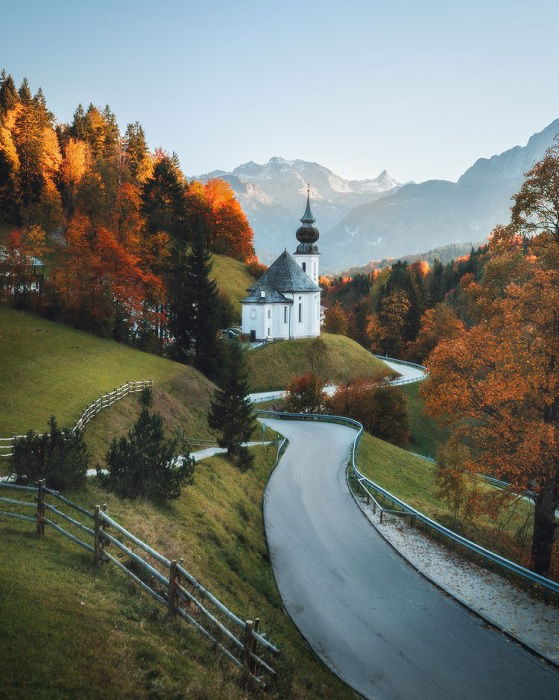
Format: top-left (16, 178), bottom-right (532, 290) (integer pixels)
top-left (18, 77), bottom-right (32, 104)
top-left (187, 232), bottom-right (222, 380)
top-left (167, 242), bottom-right (196, 363)
top-left (208, 341), bottom-right (256, 470)
top-left (0, 71), bottom-right (18, 113)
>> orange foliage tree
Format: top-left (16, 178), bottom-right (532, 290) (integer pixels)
top-left (423, 211), bottom-right (559, 575)
top-left (406, 303), bottom-right (464, 363)
top-left (327, 378), bottom-right (409, 447)
top-left (284, 373), bottom-right (327, 414)
top-left (324, 301), bottom-right (349, 335)
top-left (204, 178), bottom-right (254, 261)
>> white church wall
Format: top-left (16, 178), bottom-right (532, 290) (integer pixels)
top-left (293, 253), bottom-right (319, 284)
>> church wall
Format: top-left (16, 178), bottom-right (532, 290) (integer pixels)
top-left (293, 253), bottom-right (320, 284)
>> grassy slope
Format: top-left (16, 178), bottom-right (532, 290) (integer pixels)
top-left (357, 432), bottom-right (538, 570)
top-left (401, 382), bottom-right (449, 458)
top-left (247, 333), bottom-right (394, 392)
top-left (0, 445), bottom-right (351, 698)
top-left (211, 254), bottom-right (255, 320)
top-left (0, 307), bottom-right (215, 438)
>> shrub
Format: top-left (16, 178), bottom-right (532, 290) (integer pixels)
top-left (139, 385), bottom-right (153, 407)
top-left (284, 372), bottom-right (327, 414)
top-left (326, 378), bottom-right (410, 447)
top-left (10, 416), bottom-right (89, 490)
top-left (103, 407), bottom-right (194, 501)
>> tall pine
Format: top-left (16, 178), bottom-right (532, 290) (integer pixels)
top-left (208, 340), bottom-right (256, 470)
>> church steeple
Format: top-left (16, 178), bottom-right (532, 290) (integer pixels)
top-left (295, 185), bottom-right (320, 253)
top-left (300, 186), bottom-right (316, 225)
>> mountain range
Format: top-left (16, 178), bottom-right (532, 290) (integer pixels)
top-left (195, 119), bottom-right (559, 272)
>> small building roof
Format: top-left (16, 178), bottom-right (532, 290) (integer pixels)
top-left (246, 250), bottom-right (321, 295)
top-left (241, 279), bottom-right (293, 304)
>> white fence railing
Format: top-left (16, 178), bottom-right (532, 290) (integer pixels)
top-left (0, 380), bottom-right (153, 459)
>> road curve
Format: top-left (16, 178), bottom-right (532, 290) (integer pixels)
top-left (262, 418), bottom-right (559, 700)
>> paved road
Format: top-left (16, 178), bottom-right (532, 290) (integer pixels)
top-left (261, 417), bottom-right (559, 700)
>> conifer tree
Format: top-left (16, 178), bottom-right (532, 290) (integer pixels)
top-left (208, 340), bottom-right (256, 470)
top-left (187, 231), bottom-right (222, 380)
top-left (0, 71), bottom-right (18, 113)
top-left (167, 242), bottom-right (195, 363)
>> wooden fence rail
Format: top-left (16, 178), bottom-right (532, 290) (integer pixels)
top-left (0, 480), bottom-right (279, 688)
top-left (0, 379), bottom-right (153, 459)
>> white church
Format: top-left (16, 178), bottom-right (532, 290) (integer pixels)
top-left (241, 191), bottom-right (322, 341)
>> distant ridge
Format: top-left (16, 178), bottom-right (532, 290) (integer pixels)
top-left (195, 119), bottom-right (559, 272)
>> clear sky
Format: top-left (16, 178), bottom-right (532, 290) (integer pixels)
top-left (4, 0), bottom-right (559, 183)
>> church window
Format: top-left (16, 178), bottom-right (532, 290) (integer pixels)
top-left (298, 303), bottom-right (302, 322)
top-left (284, 306), bottom-right (288, 323)
top-left (302, 262), bottom-right (306, 272)
top-left (250, 308), bottom-right (256, 320)
top-left (267, 309), bottom-right (271, 319)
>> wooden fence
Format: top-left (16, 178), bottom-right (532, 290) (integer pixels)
top-left (0, 480), bottom-right (280, 687)
top-left (0, 380), bottom-right (153, 459)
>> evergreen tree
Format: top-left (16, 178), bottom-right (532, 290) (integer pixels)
top-left (142, 152), bottom-right (189, 240)
top-left (18, 77), bottom-right (32, 104)
top-left (0, 71), bottom-right (18, 113)
top-left (187, 232), bottom-right (222, 379)
top-left (104, 407), bottom-right (194, 501)
top-left (167, 242), bottom-right (195, 363)
top-left (208, 341), bottom-right (256, 470)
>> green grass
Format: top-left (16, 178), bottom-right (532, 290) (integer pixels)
top-left (0, 445), bottom-right (352, 698)
top-left (211, 254), bottom-right (255, 320)
top-left (246, 333), bottom-right (395, 392)
top-left (0, 307), bottom-right (215, 438)
top-left (401, 382), bottom-right (449, 458)
top-left (356, 432), bottom-right (544, 575)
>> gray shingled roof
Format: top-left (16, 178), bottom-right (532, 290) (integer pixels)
top-left (246, 250), bottom-right (321, 294)
top-left (241, 279), bottom-right (293, 304)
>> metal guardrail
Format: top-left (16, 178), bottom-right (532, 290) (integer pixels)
top-left (256, 409), bottom-right (559, 595)
top-left (0, 380), bottom-right (153, 458)
top-left (0, 480), bottom-right (280, 685)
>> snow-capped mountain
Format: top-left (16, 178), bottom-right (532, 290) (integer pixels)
top-left (193, 157), bottom-right (402, 262)
top-left (323, 119), bottom-right (559, 271)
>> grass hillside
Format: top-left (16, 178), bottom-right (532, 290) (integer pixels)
top-left (212, 254), bottom-right (255, 319)
top-left (401, 382), bottom-right (449, 458)
top-left (356, 432), bottom-right (544, 576)
top-left (246, 333), bottom-right (395, 392)
top-left (0, 308), bottom-right (215, 441)
top-left (1, 445), bottom-right (351, 698)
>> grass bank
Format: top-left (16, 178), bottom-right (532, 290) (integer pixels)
top-left (0, 307), bottom-right (214, 438)
top-left (212, 254), bottom-right (255, 320)
top-left (356, 432), bottom-right (547, 577)
top-left (0, 444), bottom-right (352, 698)
top-left (247, 333), bottom-right (394, 392)
top-left (401, 382), bottom-right (449, 458)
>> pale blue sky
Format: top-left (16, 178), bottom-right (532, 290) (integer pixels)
top-left (4, 0), bottom-right (559, 182)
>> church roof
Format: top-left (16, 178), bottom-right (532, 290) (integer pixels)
top-left (300, 190), bottom-right (316, 225)
top-left (240, 279), bottom-right (293, 304)
top-left (246, 250), bottom-right (321, 295)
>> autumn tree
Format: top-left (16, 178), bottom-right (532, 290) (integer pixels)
top-left (367, 290), bottom-right (410, 357)
top-left (204, 178), bottom-right (255, 261)
top-left (423, 218), bottom-right (559, 575)
top-left (406, 303), bottom-right (464, 363)
top-left (284, 373), bottom-right (327, 414)
top-left (324, 301), bottom-right (349, 335)
top-left (327, 378), bottom-right (409, 447)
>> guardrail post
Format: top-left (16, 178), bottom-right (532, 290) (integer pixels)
top-left (36, 479), bottom-right (45, 536)
top-left (168, 559), bottom-right (178, 615)
top-left (242, 619), bottom-right (255, 685)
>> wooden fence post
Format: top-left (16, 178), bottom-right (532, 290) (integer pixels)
top-left (36, 479), bottom-right (45, 536)
top-left (94, 505), bottom-right (106, 565)
top-left (242, 619), bottom-right (254, 684)
top-left (168, 559), bottom-right (178, 615)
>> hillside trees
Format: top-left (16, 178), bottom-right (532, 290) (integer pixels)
top-left (0, 70), bottom-right (257, 374)
top-left (423, 148), bottom-right (559, 576)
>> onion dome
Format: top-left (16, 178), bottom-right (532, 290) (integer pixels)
top-left (295, 187), bottom-right (320, 249)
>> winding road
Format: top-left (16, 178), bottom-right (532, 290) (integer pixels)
top-left (261, 417), bottom-right (559, 699)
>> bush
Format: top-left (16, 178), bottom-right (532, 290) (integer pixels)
top-left (10, 416), bottom-right (89, 490)
top-left (327, 378), bottom-right (410, 447)
top-left (103, 407), bottom-right (194, 501)
top-left (284, 373), bottom-right (327, 414)
top-left (139, 385), bottom-right (153, 407)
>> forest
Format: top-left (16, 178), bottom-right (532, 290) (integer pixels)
top-left (0, 70), bottom-right (257, 379)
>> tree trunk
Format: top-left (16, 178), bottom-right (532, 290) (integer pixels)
top-left (531, 483), bottom-right (557, 576)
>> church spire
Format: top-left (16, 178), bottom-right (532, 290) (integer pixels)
top-left (300, 185), bottom-right (316, 225)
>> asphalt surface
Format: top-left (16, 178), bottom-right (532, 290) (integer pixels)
top-left (261, 417), bottom-right (559, 700)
